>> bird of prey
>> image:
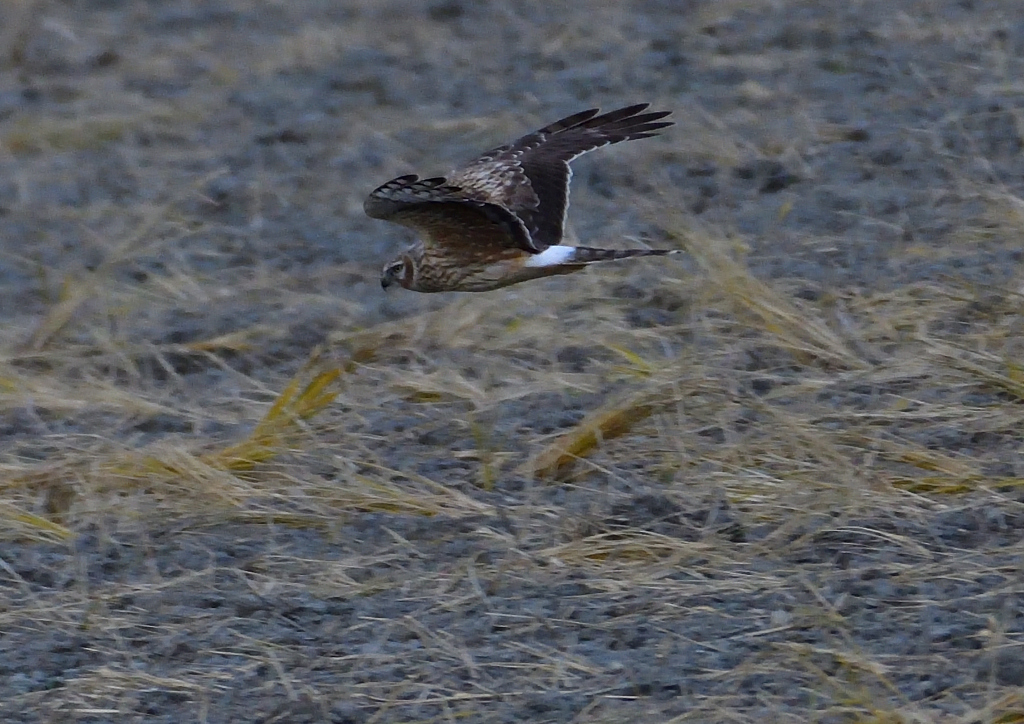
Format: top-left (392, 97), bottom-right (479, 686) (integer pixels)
top-left (365, 103), bottom-right (678, 293)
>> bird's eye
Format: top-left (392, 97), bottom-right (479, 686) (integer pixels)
top-left (387, 261), bottom-right (404, 276)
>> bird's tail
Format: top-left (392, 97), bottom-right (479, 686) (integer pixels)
top-left (569, 247), bottom-right (681, 264)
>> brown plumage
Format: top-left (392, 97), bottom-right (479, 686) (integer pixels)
top-left (365, 103), bottom-right (679, 293)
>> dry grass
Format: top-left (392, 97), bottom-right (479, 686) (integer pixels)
top-left (2, 0), bottom-right (1024, 721)
top-left (3, 179), bottom-right (1023, 721)
top-left (7, 201), bottom-right (1022, 719)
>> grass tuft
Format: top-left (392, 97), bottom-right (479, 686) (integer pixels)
top-left (209, 361), bottom-right (342, 472)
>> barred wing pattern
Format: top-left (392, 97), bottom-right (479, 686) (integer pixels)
top-left (363, 174), bottom-right (533, 252)
top-left (364, 104), bottom-right (672, 255)
top-left (450, 104), bottom-right (673, 252)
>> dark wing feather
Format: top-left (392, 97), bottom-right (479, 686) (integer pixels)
top-left (364, 174), bottom-right (533, 251)
top-left (449, 104), bottom-right (673, 251)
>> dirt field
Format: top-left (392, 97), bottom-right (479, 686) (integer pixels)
top-left (1, 1), bottom-right (1023, 722)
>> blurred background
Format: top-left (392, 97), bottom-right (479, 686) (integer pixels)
top-left (1, 1), bottom-right (1024, 722)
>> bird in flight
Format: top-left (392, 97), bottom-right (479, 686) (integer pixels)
top-left (365, 103), bottom-right (678, 293)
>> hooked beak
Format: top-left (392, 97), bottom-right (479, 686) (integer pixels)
top-left (381, 276), bottom-right (393, 290)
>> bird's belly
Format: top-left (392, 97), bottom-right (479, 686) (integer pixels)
top-left (446, 259), bottom-right (582, 292)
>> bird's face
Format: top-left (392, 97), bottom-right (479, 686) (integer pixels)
top-left (380, 253), bottom-right (415, 290)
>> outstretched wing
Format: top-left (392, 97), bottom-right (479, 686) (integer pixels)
top-left (449, 104), bottom-right (673, 251)
top-left (364, 174), bottom-right (533, 252)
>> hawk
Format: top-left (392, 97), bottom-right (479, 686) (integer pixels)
top-left (365, 103), bottom-right (679, 293)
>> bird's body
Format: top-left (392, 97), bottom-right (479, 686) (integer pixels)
top-left (365, 104), bottom-right (677, 293)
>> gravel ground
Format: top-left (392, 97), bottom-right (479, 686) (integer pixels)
top-left (1, 1), bottom-right (1023, 722)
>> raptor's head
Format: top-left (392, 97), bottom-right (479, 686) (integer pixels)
top-left (380, 253), bottom-right (415, 290)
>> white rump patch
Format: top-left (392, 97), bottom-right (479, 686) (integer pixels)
top-left (524, 245), bottom-right (576, 268)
